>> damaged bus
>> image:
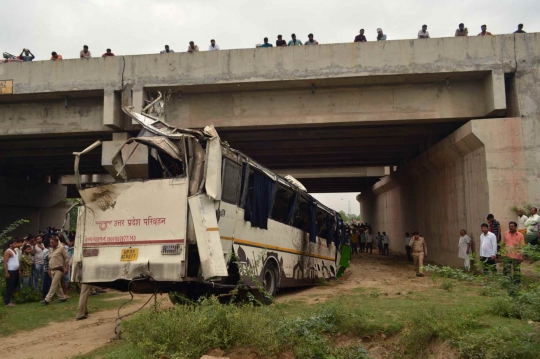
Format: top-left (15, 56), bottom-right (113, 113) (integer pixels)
top-left (72, 106), bottom-right (348, 302)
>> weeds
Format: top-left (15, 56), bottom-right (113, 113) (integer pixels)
top-left (439, 278), bottom-right (454, 291)
top-left (122, 297), bottom-right (374, 359)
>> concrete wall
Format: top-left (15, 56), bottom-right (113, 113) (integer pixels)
top-left (359, 118), bottom-right (529, 267)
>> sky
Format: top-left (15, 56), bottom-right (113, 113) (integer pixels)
top-left (2, 0), bottom-right (537, 215)
top-left (2, 0), bottom-right (538, 60)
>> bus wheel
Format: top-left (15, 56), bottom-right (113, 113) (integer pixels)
top-left (259, 262), bottom-right (278, 305)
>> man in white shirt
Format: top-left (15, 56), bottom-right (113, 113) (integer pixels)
top-left (208, 39), bottom-right (220, 51)
top-left (480, 223), bottom-right (497, 274)
top-left (382, 232), bottom-right (390, 256)
top-left (526, 207), bottom-right (540, 245)
top-left (418, 25), bottom-right (430, 39)
top-left (517, 208), bottom-right (528, 234)
top-left (160, 45), bottom-right (175, 54)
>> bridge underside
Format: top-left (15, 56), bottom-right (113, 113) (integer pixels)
top-left (0, 121), bottom-right (463, 194)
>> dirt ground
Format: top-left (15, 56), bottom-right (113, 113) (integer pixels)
top-left (1, 251), bottom-right (428, 359)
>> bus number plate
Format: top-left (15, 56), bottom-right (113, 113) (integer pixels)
top-left (121, 248), bottom-right (138, 261)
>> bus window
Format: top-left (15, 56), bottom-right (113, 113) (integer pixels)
top-left (292, 196), bottom-right (310, 232)
top-left (243, 169), bottom-right (276, 230)
top-left (221, 158), bottom-right (242, 205)
top-left (316, 207), bottom-right (329, 240)
top-left (271, 184), bottom-right (296, 224)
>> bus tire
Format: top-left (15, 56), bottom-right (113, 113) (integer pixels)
top-left (259, 261), bottom-right (278, 305)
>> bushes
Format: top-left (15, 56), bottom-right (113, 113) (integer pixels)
top-left (122, 297), bottom-right (373, 359)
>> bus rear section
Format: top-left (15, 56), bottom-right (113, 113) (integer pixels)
top-left (74, 178), bottom-right (189, 292)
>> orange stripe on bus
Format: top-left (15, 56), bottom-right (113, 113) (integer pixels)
top-left (206, 228), bottom-right (219, 231)
top-left (223, 237), bottom-right (335, 261)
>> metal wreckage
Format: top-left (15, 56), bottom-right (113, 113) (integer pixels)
top-left (71, 92), bottom-right (350, 302)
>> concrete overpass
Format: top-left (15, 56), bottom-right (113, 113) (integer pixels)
top-left (1, 33), bottom-right (539, 267)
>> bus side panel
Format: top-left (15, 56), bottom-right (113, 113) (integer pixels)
top-left (78, 178), bottom-right (188, 284)
top-left (230, 207), bottom-right (336, 288)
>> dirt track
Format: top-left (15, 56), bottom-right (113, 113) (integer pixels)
top-left (1, 252), bottom-right (425, 359)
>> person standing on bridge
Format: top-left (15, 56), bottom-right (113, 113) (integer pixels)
top-left (260, 37), bottom-right (273, 48)
top-left (514, 24), bottom-right (526, 34)
top-left (50, 52), bottom-right (63, 60)
top-left (376, 28), bottom-right (387, 41)
top-left (410, 231), bottom-right (427, 277)
top-left (102, 48), bottom-right (115, 57)
top-left (188, 41), bottom-right (199, 53)
top-left (208, 39), bottom-right (220, 51)
top-left (478, 25), bottom-right (492, 36)
top-left (418, 25), bottom-right (430, 39)
top-left (354, 29), bottom-right (367, 42)
top-left (382, 232), bottom-right (390, 256)
top-left (80, 45), bottom-right (91, 58)
top-left (458, 229), bottom-right (472, 271)
top-left (18, 48), bottom-right (35, 62)
top-left (305, 33), bottom-right (318, 45)
top-left (161, 45), bottom-right (174, 53)
top-left (288, 33), bottom-right (303, 46)
top-left (455, 23), bottom-right (468, 36)
top-left (405, 232), bottom-right (413, 262)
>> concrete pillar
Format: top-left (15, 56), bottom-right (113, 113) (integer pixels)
top-left (358, 118), bottom-right (530, 267)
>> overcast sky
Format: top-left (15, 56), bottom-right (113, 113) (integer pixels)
top-left (2, 0), bottom-right (537, 214)
top-left (2, 0), bottom-right (537, 60)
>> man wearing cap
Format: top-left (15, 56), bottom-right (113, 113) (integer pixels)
top-left (376, 28), bottom-right (387, 41)
top-left (478, 25), bottom-right (492, 36)
top-left (276, 35), bottom-right (287, 47)
top-left (455, 23), bottom-right (468, 36)
top-left (288, 34), bottom-right (303, 46)
top-left (410, 231), bottom-right (427, 277)
top-left (305, 33), bottom-right (318, 45)
top-left (418, 25), bottom-right (430, 39)
top-left (208, 39), bottom-right (220, 51)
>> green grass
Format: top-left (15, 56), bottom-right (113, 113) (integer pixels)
top-left (0, 292), bottom-right (130, 336)
top-left (65, 279), bottom-right (540, 359)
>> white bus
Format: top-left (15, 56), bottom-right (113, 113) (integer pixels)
top-left (72, 107), bottom-right (348, 302)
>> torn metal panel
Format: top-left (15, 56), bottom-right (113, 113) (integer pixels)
top-left (123, 106), bottom-right (204, 139)
top-left (204, 136), bottom-right (222, 201)
top-left (111, 136), bottom-right (183, 181)
top-left (188, 194), bottom-right (228, 280)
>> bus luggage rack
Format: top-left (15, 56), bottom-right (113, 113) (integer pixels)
top-left (161, 243), bottom-right (182, 255)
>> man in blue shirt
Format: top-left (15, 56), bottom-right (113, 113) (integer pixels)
top-left (260, 37), bottom-right (273, 48)
top-left (288, 33), bottom-right (303, 46)
top-left (376, 232), bottom-right (383, 255)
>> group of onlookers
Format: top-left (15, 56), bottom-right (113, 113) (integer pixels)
top-left (400, 207), bottom-right (539, 281)
top-left (3, 229), bottom-right (75, 306)
top-left (1, 23), bottom-right (529, 63)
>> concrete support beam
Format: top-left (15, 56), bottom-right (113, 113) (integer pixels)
top-left (274, 166), bottom-right (385, 179)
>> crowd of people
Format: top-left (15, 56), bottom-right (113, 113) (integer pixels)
top-left (346, 206), bottom-right (538, 281)
top-left (2, 228), bottom-right (104, 318)
top-left (1, 23), bottom-right (529, 63)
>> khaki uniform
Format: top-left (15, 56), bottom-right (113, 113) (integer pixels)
top-left (44, 246), bottom-right (68, 302)
top-left (410, 236), bottom-right (428, 273)
top-left (77, 284), bottom-right (91, 319)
